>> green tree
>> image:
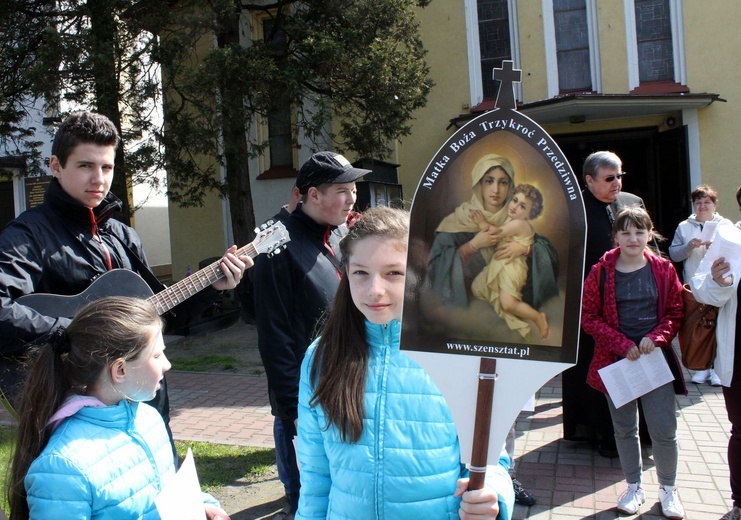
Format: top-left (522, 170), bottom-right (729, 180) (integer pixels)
top-left (0, 0), bottom-right (433, 244)
top-left (0, 0), bottom-right (173, 221)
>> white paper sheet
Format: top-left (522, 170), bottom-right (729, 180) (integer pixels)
top-left (698, 221), bottom-right (718, 243)
top-left (155, 448), bottom-right (207, 520)
top-left (697, 223), bottom-right (741, 278)
top-left (597, 348), bottom-right (675, 409)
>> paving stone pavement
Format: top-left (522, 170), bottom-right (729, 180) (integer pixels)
top-left (166, 370), bottom-right (274, 448)
top-left (0, 344), bottom-right (730, 519)
top-left (164, 341), bottom-right (733, 520)
top-left (167, 340), bottom-right (731, 520)
top-left (509, 365), bottom-right (731, 520)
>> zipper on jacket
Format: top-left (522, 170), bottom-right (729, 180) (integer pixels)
top-left (322, 227), bottom-right (342, 281)
top-left (374, 323), bottom-right (392, 519)
top-left (126, 403), bottom-right (164, 491)
top-left (88, 207), bottom-right (113, 271)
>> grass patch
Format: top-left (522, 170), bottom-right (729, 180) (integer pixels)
top-left (176, 441), bottom-right (275, 493)
top-left (0, 425), bottom-right (274, 514)
top-left (169, 354), bottom-right (241, 371)
top-left (0, 426), bottom-right (13, 515)
top-left (0, 426), bottom-right (14, 465)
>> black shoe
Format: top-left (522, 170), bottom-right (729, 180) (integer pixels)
top-left (597, 442), bottom-right (619, 458)
top-left (512, 478), bottom-right (536, 506)
top-left (598, 447), bottom-right (619, 458)
top-left (282, 493), bottom-right (299, 515)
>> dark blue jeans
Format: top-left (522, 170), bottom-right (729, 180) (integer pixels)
top-left (274, 416), bottom-right (300, 509)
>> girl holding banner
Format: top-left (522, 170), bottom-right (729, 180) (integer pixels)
top-left (295, 206), bottom-right (514, 520)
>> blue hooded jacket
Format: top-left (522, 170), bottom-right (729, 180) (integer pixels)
top-left (296, 319), bottom-right (514, 519)
top-left (25, 399), bottom-right (218, 519)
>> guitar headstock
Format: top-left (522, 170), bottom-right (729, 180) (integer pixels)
top-left (252, 220), bottom-right (290, 256)
top-left (266, 244), bottom-right (287, 258)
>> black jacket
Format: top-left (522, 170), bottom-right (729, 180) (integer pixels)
top-left (236, 206), bottom-right (291, 323)
top-left (582, 189), bottom-right (646, 275)
top-left (0, 178), bottom-right (214, 402)
top-left (253, 204), bottom-right (346, 420)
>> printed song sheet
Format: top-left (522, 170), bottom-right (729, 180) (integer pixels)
top-left (598, 348), bottom-right (674, 409)
top-left (155, 448), bottom-right (207, 520)
top-left (697, 223), bottom-right (741, 277)
top-left (698, 221), bottom-right (718, 243)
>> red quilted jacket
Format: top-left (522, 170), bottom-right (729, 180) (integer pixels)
top-left (581, 247), bottom-right (684, 394)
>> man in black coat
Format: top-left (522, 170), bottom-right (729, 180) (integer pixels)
top-left (562, 150), bottom-right (648, 456)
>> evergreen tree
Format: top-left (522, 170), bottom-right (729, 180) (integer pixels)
top-left (0, 0), bottom-right (432, 242)
top-left (0, 0), bottom-right (172, 220)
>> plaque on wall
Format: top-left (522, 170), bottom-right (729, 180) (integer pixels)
top-left (25, 176), bottom-right (51, 209)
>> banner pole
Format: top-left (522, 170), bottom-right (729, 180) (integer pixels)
top-left (468, 357), bottom-right (497, 490)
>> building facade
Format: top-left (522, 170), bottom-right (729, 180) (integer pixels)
top-left (168, 0), bottom-right (738, 279)
top-left (395, 0), bottom-right (736, 245)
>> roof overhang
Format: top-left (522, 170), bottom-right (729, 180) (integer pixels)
top-left (522, 93), bottom-right (722, 125)
top-left (448, 92), bottom-right (722, 129)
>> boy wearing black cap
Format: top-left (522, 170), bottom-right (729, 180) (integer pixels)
top-left (253, 151), bottom-right (369, 516)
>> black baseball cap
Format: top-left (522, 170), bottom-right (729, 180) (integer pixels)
top-left (296, 151), bottom-right (371, 194)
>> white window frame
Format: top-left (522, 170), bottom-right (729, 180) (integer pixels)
top-left (249, 10), bottom-right (298, 175)
top-left (464, 0), bottom-right (521, 107)
top-left (542, 0), bottom-right (601, 98)
top-left (624, 0), bottom-right (686, 90)
top-left (12, 174), bottom-right (26, 217)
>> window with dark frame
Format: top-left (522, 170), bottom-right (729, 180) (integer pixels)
top-left (634, 0), bottom-right (674, 83)
top-left (0, 180), bottom-right (14, 230)
top-left (266, 106), bottom-right (292, 168)
top-left (262, 17), bottom-right (294, 169)
top-left (477, 0), bottom-right (511, 99)
top-left (554, 0), bottom-right (591, 92)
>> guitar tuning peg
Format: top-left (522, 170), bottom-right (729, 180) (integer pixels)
top-left (266, 219), bottom-right (274, 226)
top-left (260, 223), bottom-right (267, 231)
top-left (253, 227), bottom-right (259, 234)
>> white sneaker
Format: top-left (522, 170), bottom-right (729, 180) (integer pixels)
top-left (691, 369), bottom-right (710, 384)
top-left (617, 482), bottom-right (645, 515)
top-left (721, 506), bottom-right (741, 520)
top-left (710, 368), bottom-right (722, 387)
top-left (659, 486), bottom-right (684, 519)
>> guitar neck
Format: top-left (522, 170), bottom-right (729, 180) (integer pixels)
top-left (149, 242), bottom-right (258, 315)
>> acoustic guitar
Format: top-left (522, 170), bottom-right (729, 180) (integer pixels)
top-left (17, 220), bottom-right (289, 318)
top-left (0, 221), bottom-right (289, 417)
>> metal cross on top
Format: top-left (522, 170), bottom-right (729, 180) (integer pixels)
top-left (493, 60), bottom-right (521, 110)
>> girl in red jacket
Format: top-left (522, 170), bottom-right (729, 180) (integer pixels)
top-left (581, 206), bottom-right (685, 519)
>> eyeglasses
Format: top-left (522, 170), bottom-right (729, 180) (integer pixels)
top-left (602, 173), bottom-right (626, 183)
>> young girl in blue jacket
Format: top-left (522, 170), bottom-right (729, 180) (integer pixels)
top-left (296, 206), bottom-right (514, 520)
top-left (7, 296), bottom-right (229, 520)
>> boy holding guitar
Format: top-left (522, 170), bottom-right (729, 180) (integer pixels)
top-left (0, 111), bottom-right (252, 437)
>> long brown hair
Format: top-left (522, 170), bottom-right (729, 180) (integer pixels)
top-left (611, 205), bottom-right (665, 256)
top-left (7, 297), bottom-right (162, 519)
top-left (310, 206), bottom-right (409, 443)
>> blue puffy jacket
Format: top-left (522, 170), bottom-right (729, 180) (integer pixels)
top-left (296, 319), bottom-right (514, 519)
top-left (25, 399), bottom-right (218, 519)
